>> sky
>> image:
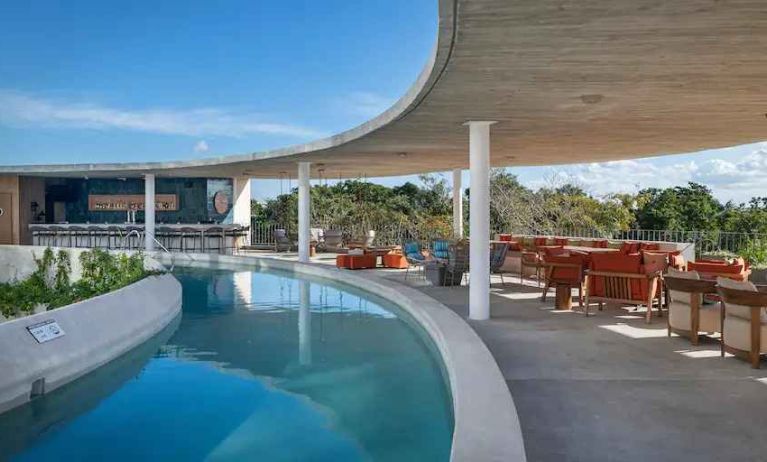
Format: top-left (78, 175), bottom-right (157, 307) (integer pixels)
top-left (0, 0), bottom-right (764, 204)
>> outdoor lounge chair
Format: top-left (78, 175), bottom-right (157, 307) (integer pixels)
top-left (322, 229), bottom-right (345, 252)
top-left (442, 242), bottom-right (469, 286)
top-left (717, 277), bottom-right (767, 368)
top-left (347, 230), bottom-right (376, 249)
top-left (665, 268), bottom-right (719, 345)
top-left (273, 228), bottom-right (293, 252)
top-left (490, 242), bottom-right (510, 285)
top-left (520, 250), bottom-right (544, 286)
top-left (583, 252), bottom-right (663, 323)
top-left (541, 251), bottom-right (588, 308)
top-left (403, 240), bottom-right (427, 280)
top-left (431, 239), bottom-right (451, 260)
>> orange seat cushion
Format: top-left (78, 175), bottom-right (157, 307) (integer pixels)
top-left (554, 238), bottom-right (569, 246)
top-left (688, 261), bottom-right (747, 280)
top-left (589, 253), bottom-right (646, 301)
top-left (544, 246), bottom-right (567, 257)
top-left (382, 254), bottom-right (408, 269)
top-left (546, 253), bottom-right (587, 284)
top-left (593, 239), bottom-right (609, 248)
top-left (336, 255), bottom-right (350, 268)
top-left (620, 242), bottom-right (641, 254)
top-left (346, 254), bottom-right (377, 270)
top-left (640, 242), bottom-right (660, 251)
top-left (534, 237), bottom-right (549, 247)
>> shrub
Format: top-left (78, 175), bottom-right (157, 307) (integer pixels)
top-left (0, 249), bottom-right (161, 319)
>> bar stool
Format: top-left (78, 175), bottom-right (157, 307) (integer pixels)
top-left (181, 227), bottom-right (203, 253)
top-left (225, 225), bottom-right (247, 254)
top-left (203, 226), bottom-right (225, 254)
top-left (156, 227), bottom-right (178, 251)
top-left (29, 225), bottom-right (44, 246)
top-left (88, 226), bottom-right (108, 249)
top-left (69, 225), bottom-right (89, 248)
top-left (47, 225), bottom-right (67, 247)
top-left (106, 225), bottom-right (123, 249)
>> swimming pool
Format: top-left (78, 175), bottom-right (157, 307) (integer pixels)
top-left (0, 266), bottom-right (453, 461)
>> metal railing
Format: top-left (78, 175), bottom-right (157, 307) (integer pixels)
top-left (498, 227), bottom-right (767, 258)
top-left (249, 219), bottom-right (421, 247)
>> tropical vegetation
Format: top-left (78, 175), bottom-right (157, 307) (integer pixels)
top-left (252, 170), bottom-right (767, 265)
top-left (0, 248), bottom-right (159, 319)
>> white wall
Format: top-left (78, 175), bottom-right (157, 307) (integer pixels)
top-left (0, 246), bottom-right (180, 414)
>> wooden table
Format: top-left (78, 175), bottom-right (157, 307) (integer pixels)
top-left (555, 285), bottom-right (573, 310)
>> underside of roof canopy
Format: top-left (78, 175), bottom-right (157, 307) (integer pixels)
top-left (2, 0), bottom-right (766, 179)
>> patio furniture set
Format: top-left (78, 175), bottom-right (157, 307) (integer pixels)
top-left (509, 235), bottom-right (765, 368)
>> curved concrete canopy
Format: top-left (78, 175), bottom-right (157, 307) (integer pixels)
top-left (2, 0), bottom-right (765, 179)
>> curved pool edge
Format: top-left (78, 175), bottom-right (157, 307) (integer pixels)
top-left (0, 267), bottom-right (182, 414)
top-left (155, 253), bottom-right (527, 462)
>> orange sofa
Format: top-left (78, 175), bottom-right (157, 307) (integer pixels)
top-left (584, 252), bottom-right (663, 323)
top-left (688, 258), bottom-right (750, 281)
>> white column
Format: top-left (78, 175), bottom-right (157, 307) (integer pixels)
top-left (233, 176), bottom-right (252, 244)
top-left (452, 168), bottom-right (463, 238)
top-left (467, 121), bottom-right (495, 320)
top-left (297, 162), bottom-right (311, 262)
top-left (298, 279), bottom-right (312, 366)
top-left (144, 173), bottom-right (155, 251)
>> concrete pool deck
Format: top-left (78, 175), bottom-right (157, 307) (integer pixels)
top-left (378, 272), bottom-right (767, 462)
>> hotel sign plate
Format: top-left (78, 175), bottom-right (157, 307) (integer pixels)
top-left (27, 319), bottom-right (65, 343)
top-left (88, 194), bottom-right (178, 212)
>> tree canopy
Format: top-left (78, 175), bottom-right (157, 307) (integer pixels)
top-left (253, 173), bottom-right (767, 238)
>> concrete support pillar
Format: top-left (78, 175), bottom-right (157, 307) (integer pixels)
top-left (452, 168), bottom-right (463, 238)
top-left (466, 121), bottom-right (494, 320)
top-left (297, 162), bottom-right (311, 263)
top-left (233, 176), bottom-right (252, 244)
top-left (144, 173), bottom-right (155, 251)
top-left (298, 279), bottom-right (312, 366)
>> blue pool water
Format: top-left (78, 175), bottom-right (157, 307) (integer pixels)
top-left (0, 267), bottom-right (453, 461)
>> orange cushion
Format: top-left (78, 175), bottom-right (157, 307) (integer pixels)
top-left (507, 241), bottom-right (522, 251)
top-left (589, 253), bottom-right (645, 300)
top-left (382, 254), bottom-right (408, 269)
top-left (620, 242), bottom-right (641, 254)
top-left (336, 255), bottom-right (350, 268)
top-left (642, 252), bottom-right (668, 273)
top-left (554, 238), bottom-right (569, 246)
top-left (347, 254), bottom-right (376, 269)
top-left (498, 234), bottom-right (512, 242)
top-left (688, 261), bottom-right (746, 280)
top-left (640, 242), bottom-right (660, 251)
top-left (534, 237), bottom-right (548, 247)
top-left (593, 239), bottom-right (609, 248)
top-left (547, 254), bottom-right (587, 283)
top-left (669, 252), bottom-right (686, 270)
top-left (544, 246), bottom-right (567, 257)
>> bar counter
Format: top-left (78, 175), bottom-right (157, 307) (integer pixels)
top-left (29, 223), bottom-right (248, 253)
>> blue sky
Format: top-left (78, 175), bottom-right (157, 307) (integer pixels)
top-left (1, 0), bottom-right (764, 203)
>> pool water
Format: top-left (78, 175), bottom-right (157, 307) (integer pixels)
top-left (0, 267), bottom-right (453, 461)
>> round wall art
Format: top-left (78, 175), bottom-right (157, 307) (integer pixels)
top-left (213, 191), bottom-right (230, 214)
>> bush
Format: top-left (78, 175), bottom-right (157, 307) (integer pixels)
top-left (740, 239), bottom-right (767, 269)
top-left (0, 249), bottom-right (161, 319)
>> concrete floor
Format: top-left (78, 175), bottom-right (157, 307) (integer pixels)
top-left (376, 271), bottom-right (767, 462)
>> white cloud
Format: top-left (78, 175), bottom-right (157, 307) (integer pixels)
top-left (338, 91), bottom-right (394, 118)
top-left (0, 90), bottom-right (324, 139)
top-left (193, 140), bottom-right (209, 152)
top-left (538, 142), bottom-right (767, 203)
